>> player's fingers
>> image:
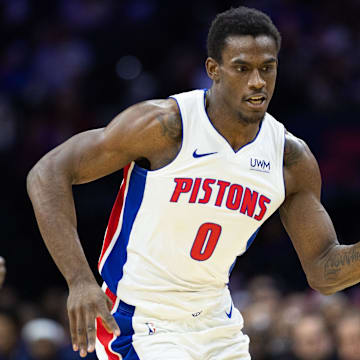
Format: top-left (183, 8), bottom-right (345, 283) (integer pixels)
top-left (101, 313), bottom-right (120, 337)
top-left (85, 310), bottom-right (97, 353)
top-left (76, 311), bottom-right (88, 358)
top-left (99, 303), bottom-right (120, 336)
top-left (106, 296), bottom-right (113, 311)
top-left (68, 309), bottom-right (79, 352)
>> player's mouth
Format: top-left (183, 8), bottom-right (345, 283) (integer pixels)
top-left (244, 94), bottom-right (267, 109)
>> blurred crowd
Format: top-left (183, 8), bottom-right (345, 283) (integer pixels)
top-left (236, 275), bottom-right (360, 360)
top-left (1, 275), bottom-right (360, 360)
top-left (1, 0), bottom-right (360, 359)
top-left (0, 284), bottom-right (97, 360)
top-left (1, 0), bottom-right (360, 193)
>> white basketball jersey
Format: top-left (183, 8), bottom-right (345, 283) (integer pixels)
top-left (98, 89), bottom-right (285, 318)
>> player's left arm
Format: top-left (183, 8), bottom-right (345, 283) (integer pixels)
top-left (280, 132), bottom-right (360, 295)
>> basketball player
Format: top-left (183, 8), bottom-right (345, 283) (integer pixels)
top-left (27, 6), bottom-right (360, 360)
top-left (0, 257), bottom-right (5, 288)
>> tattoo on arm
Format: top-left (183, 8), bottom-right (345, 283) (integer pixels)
top-left (284, 136), bottom-right (305, 168)
top-left (324, 247), bottom-right (360, 280)
top-left (156, 113), bottom-right (182, 142)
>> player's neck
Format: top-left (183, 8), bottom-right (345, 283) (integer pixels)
top-left (205, 89), bottom-right (262, 152)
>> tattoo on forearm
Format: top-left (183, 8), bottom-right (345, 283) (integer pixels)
top-left (324, 248), bottom-right (360, 279)
top-left (156, 113), bottom-right (182, 141)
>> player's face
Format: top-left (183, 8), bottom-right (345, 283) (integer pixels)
top-left (212, 35), bottom-right (278, 124)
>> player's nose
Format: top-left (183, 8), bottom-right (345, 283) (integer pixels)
top-left (248, 69), bottom-right (265, 90)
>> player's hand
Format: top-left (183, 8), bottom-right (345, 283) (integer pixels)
top-left (0, 257), bottom-right (6, 288)
top-left (67, 280), bottom-right (120, 358)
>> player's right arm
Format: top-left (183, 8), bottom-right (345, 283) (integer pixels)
top-left (26, 99), bottom-right (181, 357)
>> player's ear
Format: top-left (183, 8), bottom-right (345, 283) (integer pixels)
top-left (205, 57), bottom-right (220, 83)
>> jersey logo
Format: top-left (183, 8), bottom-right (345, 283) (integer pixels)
top-left (192, 310), bottom-right (203, 317)
top-left (250, 158), bottom-right (270, 173)
top-left (145, 322), bottom-right (156, 335)
top-left (225, 303), bottom-right (233, 319)
top-left (193, 149), bottom-right (218, 158)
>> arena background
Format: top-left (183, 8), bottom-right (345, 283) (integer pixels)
top-left (1, 1), bottom-right (360, 359)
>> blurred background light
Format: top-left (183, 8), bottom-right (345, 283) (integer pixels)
top-left (116, 55), bottom-right (142, 80)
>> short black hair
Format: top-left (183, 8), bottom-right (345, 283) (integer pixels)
top-left (207, 6), bottom-right (282, 63)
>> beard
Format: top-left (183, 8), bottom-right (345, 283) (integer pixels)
top-left (236, 109), bottom-right (266, 124)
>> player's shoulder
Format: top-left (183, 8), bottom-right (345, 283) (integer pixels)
top-left (133, 98), bottom-right (182, 142)
top-left (137, 98), bottom-right (179, 114)
top-left (283, 130), bottom-right (321, 196)
top-left (283, 130), bottom-right (309, 169)
top-left (105, 98), bottom-right (182, 146)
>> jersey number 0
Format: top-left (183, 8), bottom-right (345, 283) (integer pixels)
top-left (190, 222), bottom-right (222, 261)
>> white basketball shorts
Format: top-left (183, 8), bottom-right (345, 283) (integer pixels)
top-left (95, 290), bottom-right (251, 360)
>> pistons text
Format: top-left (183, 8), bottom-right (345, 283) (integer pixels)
top-left (170, 177), bottom-right (271, 221)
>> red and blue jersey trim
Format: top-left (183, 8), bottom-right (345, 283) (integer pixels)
top-left (97, 286), bottom-right (140, 360)
top-left (98, 163), bottom-right (147, 295)
top-left (98, 164), bottom-right (131, 270)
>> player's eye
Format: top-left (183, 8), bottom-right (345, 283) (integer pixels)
top-left (237, 66), bottom-right (249, 72)
top-left (261, 64), bottom-right (275, 72)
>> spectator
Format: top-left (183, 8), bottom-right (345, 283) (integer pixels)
top-left (319, 293), bottom-right (349, 334)
top-left (21, 318), bottom-right (65, 360)
top-left (243, 302), bottom-right (274, 360)
top-left (269, 293), bottom-right (307, 358)
top-left (336, 311), bottom-right (360, 360)
top-left (279, 314), bottom-right (337, 360)
top-left (0, 308), bottom-right (23, 360)
top-left (21, 318), bottom-right (96, 360)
